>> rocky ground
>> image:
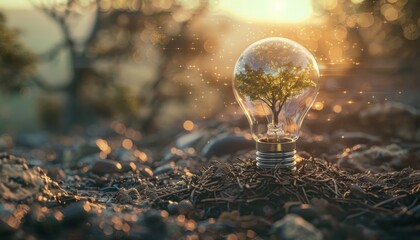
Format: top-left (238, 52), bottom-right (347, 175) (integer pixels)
top-left (1, 101), bottom-right (420, 240)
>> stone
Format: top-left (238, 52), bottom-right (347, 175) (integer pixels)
top-left (45, 166), bottom-right (66, 180)
top-left (337, 144), bottom-right (409, 173)
top-left (91, 159), bottom-right (122, 175)
top-left (24, 206), bottom-right (62, 234)
top-left (73, 140), bottom-right (101, 161)
top-left (16, 132), bottom-right (49, 148)
top-left (62, 202), bottom-right (90, 227)
top-left (0, 153), bottom-right (45, 201)
top-left (153, 163), bottom-right (175, 176)
top-left (358, 102), bottom-right (420, 141)
top-left (271, 214), bottom-right (323, 240)
top-left (112, 188), bottom-right (140, 204)
top-left (26, 158), bottom-right (46, 167)
top-left (178, 199), bottom-right (194, 215)
top-left (114, 148), bottom-right (136, 162)
top-left (137, 165), bottom-right (154, 178)
top-left (0, 135), bottom-right (13, 151)
top-left (162, 152), bottom-right (182, 162)
top-left (197, 221), bottom-right (234, 232)
top-left (121, 161), bottom-right (137, 172)
top-left (288, 204), bottom-right (319, 222)
top-left (167, 202), bottom-right (179, 215)
top-left (201, 134), bottom-right (254, 158)
top-left (136, 211), bottom-right (167, 240)
top-left (0, 204), bottom-right (19, 235)
top-left (175, 130), bottom-right (207, 149)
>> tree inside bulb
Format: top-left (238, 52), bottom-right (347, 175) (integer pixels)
top-left (233, 37), bottom-right (320, 169)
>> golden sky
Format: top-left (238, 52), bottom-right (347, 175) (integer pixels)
top-left (0, 0), bottom-right (313, 23)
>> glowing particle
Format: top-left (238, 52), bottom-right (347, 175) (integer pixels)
top-left (83, 203), bottom-right (92, 212)
top-left (161, 210), bottom-right (169, 218)
top-left (381, 4), bottom-right (399, 22)
top-left (134, 150), bottom-right (148, 162)
top-left (111, 122), bottom-right (126, 134)
top-left (96, 139), bottom-right (111, 154)
top-left (403, 23), bottom-right (420, 40)
top-left (122, 139), bottom-right (133, 150)
top-left (312, 101), bottom-right (324, 111)
top-left (116, 163), bottom-right (122, 170)
top-left (333, 105), bottom-right (342, 113)
top-left (183, 120), bottom-right (195, 132)
top-left (54, 211), bottom-right (64, 221)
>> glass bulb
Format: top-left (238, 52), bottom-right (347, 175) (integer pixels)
top-left (233, 37), bottom-right (320, 169)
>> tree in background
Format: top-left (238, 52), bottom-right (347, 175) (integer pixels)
top-left (30, 0), bottom-right (211, 131)
top-left (0, 12), bottom-right (35, 93)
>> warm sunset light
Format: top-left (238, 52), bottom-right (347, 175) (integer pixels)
top-left (1, 0), bottom-right (419, 238)
top-left (216, 0), bottom-right (313, 23)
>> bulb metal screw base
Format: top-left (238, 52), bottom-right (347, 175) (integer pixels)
top-left (255, 139), bottom-right (296, 169)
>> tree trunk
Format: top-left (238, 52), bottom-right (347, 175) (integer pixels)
top-left (271, 104), bottom-right (279, 125)
top-left (61, 66), bottom-right (84, 131)
top-left (62, 90), bottom-right (79, 130)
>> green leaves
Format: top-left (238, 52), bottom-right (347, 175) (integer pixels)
top-left (235, 63), bottom-right (316, 123)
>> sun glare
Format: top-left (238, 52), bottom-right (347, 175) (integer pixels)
top-left (216, 0), bottom-right (313, 23)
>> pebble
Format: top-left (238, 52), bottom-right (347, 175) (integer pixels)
top-left (162, 152), bottom-right (183, 162)
top-left (114, 148), bottom-right (136, 162)
top-left (137, 211), bottom-right (167, 239)
top-left (45, 166), bottom-right (66, 180)
top-left (16, 132), bottom-right (49, 148)
top-left (271, 214), bottom-right (323, 240)
top-left (121, 161), bottom-right (137, 172)
top-left (176, 130), bottom-right (207, 149)
top-left (62, 202), bottom-right (90, 227)
top-left (201, 134), bottom-right (254, 158)
top-left (178, 199), bottom-right (194, 215)
top-left (72, 140), bottom-right (101, 161)
top-left (312, 215), bottom-right (335, 229)
top-left (288, 204), bottom-right (319, 222)
top-left (167, 202), bottom-right (179, 215)
top-left (197, 221), bottom-right (234, 233)
top-left (137, 165), bottom-right (154, 178)
top-left (25, 207), bottom-right (62, 234)
top-left (0, 204), bottom-right (17, 235)
top-left (26, 159), bottom-right (45, 167)
top-left (153, 163), bottom-right (175, 176)
top-left (0, 135), bottom-right (13, 151)
top-left (91, 159), bottom-right (122, 175)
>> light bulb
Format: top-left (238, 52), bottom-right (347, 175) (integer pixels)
top-left (233, 37), bottom-right (320, 169)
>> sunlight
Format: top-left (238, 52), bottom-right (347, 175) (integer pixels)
top-left (216, 0), bottom-right (313, 23)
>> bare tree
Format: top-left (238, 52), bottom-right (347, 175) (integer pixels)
top-left (0, 12), bottom-right (35, 93)
top-left (30, 0), bottom-right (210, 131)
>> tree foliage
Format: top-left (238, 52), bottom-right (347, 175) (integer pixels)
top-left (235, 63), bottom-right (316, 124)
top-left (0, 12), bottom-right (36, 93)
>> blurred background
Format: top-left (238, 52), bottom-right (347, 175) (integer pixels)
top-left (0, 0), bottom-right (419, 134)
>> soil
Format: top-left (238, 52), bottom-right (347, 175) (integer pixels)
top-left (1, 100), bottom-right (420, 239)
